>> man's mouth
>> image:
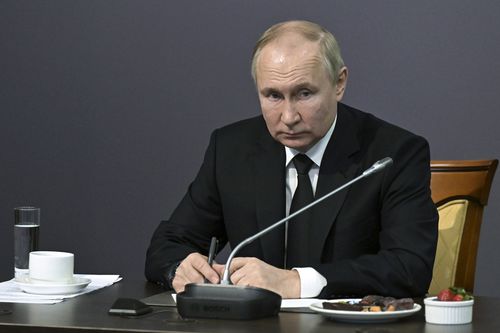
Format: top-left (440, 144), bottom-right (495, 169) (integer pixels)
top-left (281, 132), bottom-right (305, 138)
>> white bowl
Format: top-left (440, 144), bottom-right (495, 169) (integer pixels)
top-left (424, 296), bottom-right (474, 324)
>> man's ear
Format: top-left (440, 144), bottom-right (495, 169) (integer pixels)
top-left (335, 67), bottom-right (348, 101)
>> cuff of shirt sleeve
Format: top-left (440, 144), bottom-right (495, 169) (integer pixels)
top-left (166, 261), bottom-right (181, 290)
top-left (293, 267), bottom-right (327, 298)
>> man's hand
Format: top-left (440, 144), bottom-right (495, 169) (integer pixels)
top-left (214, 257), bottom-right (300, 299)
top-left (172, 252), bottom-right (223, 293)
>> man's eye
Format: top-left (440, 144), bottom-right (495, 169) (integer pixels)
top-left (298, 90), bottom-right (312, 99)
top-left (268, 92), bottom-right (282, 101)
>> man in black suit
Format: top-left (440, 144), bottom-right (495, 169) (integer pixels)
top-left (145, 20), bottom-right (438, 299)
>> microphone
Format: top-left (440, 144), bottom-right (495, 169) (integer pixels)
top-left (362, 157), bottom-right (393, 176)
top-left (176, 157), bottom-right (393, 320)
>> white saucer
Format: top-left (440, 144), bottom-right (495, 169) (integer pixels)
top-left (14, 276), bottom-right (91, 295)
top-left (310, 299), bottom-right (421, 323)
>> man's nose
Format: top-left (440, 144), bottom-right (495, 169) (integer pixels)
top-left (280, 100), bottom-right (300, 126)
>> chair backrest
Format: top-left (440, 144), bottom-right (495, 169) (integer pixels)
top-left (428, 159), bottom-right (498, 294)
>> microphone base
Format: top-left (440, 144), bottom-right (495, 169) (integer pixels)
top-left (176, 283), bottom-right (281, 320)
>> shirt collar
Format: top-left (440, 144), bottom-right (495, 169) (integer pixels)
top-left (285, 115), bottom-right (337, 168)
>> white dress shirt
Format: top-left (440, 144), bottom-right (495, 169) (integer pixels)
top-left (284, 116), bottom-right (337, 298)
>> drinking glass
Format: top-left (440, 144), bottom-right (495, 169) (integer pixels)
top-left (14, 207), bottom-right (40, 279)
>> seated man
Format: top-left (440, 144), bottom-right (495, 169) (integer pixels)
top-left (145, 20), bottom-right (438, 299)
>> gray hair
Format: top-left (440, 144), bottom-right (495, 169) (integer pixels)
top-left (251, 20), bottom-right (345, 85)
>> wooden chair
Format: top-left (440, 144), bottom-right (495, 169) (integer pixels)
top-left (428, 159), bottom-right (498, 294)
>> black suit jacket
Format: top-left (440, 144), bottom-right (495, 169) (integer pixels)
top-left (146, 103), bottom-right (438, 298)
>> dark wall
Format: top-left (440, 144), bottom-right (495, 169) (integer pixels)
top-left (1, 1), bottom-right (499, 295)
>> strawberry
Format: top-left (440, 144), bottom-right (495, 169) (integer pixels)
top-left (437, 288), bottom-right (456, 301)
top-left (437, 286), bottom-right (474, 301)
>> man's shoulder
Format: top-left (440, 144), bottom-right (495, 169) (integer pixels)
top-left (218, 115), bottom-right (266, 131)
top-left (340, 103), bottom-right (426, 142)
top-left (213, 115), bottom-right (269, 142)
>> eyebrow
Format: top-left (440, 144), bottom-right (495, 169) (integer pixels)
top-left (293, 82), bottom-right (317, 91)
top-left (260, 82), bottom-right (318, 95)
top-left (259, 87), bottom-right (277, 95)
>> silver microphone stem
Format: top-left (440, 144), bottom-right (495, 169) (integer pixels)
top-left (220, 157), bottom-right (393, 285)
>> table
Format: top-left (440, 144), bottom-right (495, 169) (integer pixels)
top-left (1, 280), bottom-right (499, 333)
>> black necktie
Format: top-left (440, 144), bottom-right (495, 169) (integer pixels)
top-left (286, 154), bottom-right (314, 268)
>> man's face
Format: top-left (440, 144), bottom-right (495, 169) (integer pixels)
top-left (256, 34), bottom-right (347, 152)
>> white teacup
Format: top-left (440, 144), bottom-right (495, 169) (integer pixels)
top-left (29, 251), bottom-right (74, 284)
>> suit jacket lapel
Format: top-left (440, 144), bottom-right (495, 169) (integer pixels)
top-left (252, 127), bottom-right (286, 267)
top-left (309, 106), bottom-right (361, 263)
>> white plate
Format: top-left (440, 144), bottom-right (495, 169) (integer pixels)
top-left (14, 277), bottom-right (91, 295)
top-left (310, 299), bottom-right (421, 323)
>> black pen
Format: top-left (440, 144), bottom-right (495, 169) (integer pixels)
top-left (207, 236), bottom-right (218, 266)
top-left (204, 237), bottom-right (218, 283)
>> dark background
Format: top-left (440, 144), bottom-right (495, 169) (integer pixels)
top-left (1, 1), bottom-right (499, 296)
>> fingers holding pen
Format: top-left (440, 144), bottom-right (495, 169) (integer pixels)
top-left (212, 263), bottom-right (226, 277)
top-left (172, 253), bottom-right (220, 293)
